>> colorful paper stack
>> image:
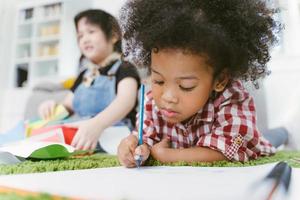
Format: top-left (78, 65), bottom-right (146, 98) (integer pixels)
top-left (25, 104), bottom-right (69, 137)
top-left (30, 125), bottom-right (77, 145)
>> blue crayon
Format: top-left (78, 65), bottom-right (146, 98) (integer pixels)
top-left (135, 84), bottom-right (145, 168)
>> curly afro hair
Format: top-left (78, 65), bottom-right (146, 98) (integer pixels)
top-left (120, 0), bottom-right (281, 85)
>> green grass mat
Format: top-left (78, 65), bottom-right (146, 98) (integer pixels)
top-left (0, 193), bottom-right (66, 200)
top-left (0, 151), bottom-right (300, 200)
top-left (0, 151), bottom-right (299, 176)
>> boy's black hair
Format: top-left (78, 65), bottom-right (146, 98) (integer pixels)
top-left (75, 9), bottom-right (122, 53)
top-left (120, 0), bottom-right (281, 85)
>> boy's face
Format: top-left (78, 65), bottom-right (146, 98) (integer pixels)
top-left (77, 17), bottom-right (114, 65)
top-left (150, 49), bottom-right (218, 124)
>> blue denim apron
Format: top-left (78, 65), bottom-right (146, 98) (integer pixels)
top-left (72, 60), bottom-right (132, 128)
top-left (73, 60), bottom-right (121, 117)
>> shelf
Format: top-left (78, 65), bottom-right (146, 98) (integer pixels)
top-left (17, 38), bottom-right (31, 45)
top-left (17, 24), bottom-right (33, 39)
top-left (12, 0), bottom-right (90, 88)
top-left (16, 44), bottom-right (31, 59)
top-left (36, 16), bottom-right (62, 24)
top-left (18, 17), bottom-right (62, 25)
top-left (16, 63), bottom-right (28, 70)
top-left (34, 55), bottom-right (59, 62)
top-left (18, 20), bottom-right (33, 26)
top-left (32, 60), bottom-right (58, 77)
top-left (18, 7), bottom-right (34, 25)
top-left (37, 22), bottom-right (61, 37)
top-left (37, 35), bottom-right (60, 43)
top-left (16, 57), bottom-right (30, 64)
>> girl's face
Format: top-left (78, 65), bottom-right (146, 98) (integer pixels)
top-left (150, 49), bottom-right (222, 124)
top-left (77, 17), bottom-right (115, 65)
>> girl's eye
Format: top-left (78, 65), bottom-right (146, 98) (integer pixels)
top-left (179, 85), bottom-right (196, 91)
top-left (153, 80), bottom-right (164, 85)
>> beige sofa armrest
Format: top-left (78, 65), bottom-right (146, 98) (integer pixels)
top-left (0, 88), bottom-right (31, 132)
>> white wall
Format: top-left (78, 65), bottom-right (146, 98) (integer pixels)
top-left (0, 0), bottom-right (18, 100)
top-left (265, 0), bottom-right (300, 129)
top-left (92, 0), bottom-right (125, 16)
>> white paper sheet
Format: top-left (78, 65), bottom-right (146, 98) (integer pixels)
top-left (0, 152), bottom-right (22, 165)
top-left (0, 163), bottom-right (297, 200)
top-left (0, 140), bottom-right (74, 158)
top-left (98, 126), bottom-right (130, 155)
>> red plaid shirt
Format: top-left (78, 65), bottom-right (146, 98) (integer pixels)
top-left (134, 80), bottom-right (275, 162)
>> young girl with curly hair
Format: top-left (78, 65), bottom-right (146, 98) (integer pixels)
top-left (117, 0), bottom-right (281, 167)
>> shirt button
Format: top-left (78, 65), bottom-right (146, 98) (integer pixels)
top-left (235, 137), bottom-right (243, 145)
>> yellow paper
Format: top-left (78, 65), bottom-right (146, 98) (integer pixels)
top-left (25, 104), bottom-right (69, 137)
top-left (50, 104), bottom-right (69, 121)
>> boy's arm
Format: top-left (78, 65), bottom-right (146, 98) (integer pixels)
top-left (151, 139), bottom-right (227, 163)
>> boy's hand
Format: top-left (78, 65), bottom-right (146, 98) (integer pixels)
top-left (117, 134), bottom-right (150, 168)
top-left (150, 138), bottom-right (170, 161)
top-left (134, 143), bottom-right (150, 165)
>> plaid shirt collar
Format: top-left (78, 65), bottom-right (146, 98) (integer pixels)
top-left (184, 100), bottom-right (215, 127)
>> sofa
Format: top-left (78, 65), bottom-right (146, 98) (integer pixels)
top-left (0, 81), bottom-right (69, 132)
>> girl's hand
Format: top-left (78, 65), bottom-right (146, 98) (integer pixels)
top-left (38, 100), bottom-right (57, 120)
top-left (150, 138), bottom-right (170, 160)
top-left (117, 134), bottom-right (150, 168)
top-left (69, 119), bottom-right (103, 151)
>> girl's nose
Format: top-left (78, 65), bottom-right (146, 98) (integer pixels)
top-left (81, 35), bottom-right (89, 44)
top-left (82, 37), bottom-right (89, 44)
top-left (161, 88), bottom-right (178, 104)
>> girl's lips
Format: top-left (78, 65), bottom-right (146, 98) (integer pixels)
top-left (84, 46), bottom-right (93, 51)
top-left (161, 108), bottom-right (178, 118)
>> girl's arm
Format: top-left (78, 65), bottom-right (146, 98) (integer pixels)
top-left (151, 139), bottom-right (227, 163)
top-left (62, 92), bottom-right (75, 114)
top-left (70, 77), bottom-right (138, 150)
top-left (90, 77), bottom-right (138, 130)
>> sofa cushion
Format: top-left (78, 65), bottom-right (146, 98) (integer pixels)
top-left (24, 88), bottom-right (69, 119)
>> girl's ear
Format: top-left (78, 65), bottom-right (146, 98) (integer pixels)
top-left (213, 71), bottom-right (229, 92)
top-left (111, 33), bottom-right (119, 45)
top-left (112, 37), bottom-right (118, 44)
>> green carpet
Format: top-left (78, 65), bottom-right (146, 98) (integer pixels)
top-left (0, 151), bottom-right (299, 200)
top-left (0, 193), bottom-right (64, 200)
top-left (0, 150), bottom-right (299, 175)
